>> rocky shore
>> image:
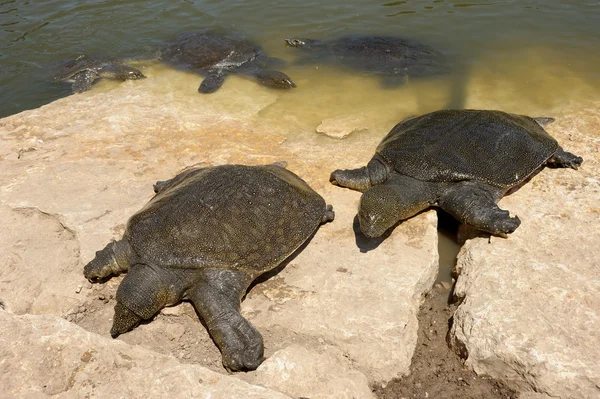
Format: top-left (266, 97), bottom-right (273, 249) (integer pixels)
top-left (1, 73), bottom-right (598, 398)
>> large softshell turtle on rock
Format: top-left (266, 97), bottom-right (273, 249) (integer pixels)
top-left (285, 35), bottom-right (449, 86)
top-left (54, 55), bottom-right (145, 93)
top-left (161, 30), bottom-right (296, 93)
top-left (84, 163), bottom-right (334, 371)
top-left (330, 109), bottom-right (583, 237)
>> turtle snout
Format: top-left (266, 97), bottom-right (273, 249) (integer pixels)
top-left (274, 74), bottom-right (296, 89)
top-left (283, 78), bottom-right (296, 89)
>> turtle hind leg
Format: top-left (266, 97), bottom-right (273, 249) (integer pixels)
top-left (72, 70), bottom-right (98, 93)
top-left (84, 239), bottom-right (135, 282)
top-left (199, 72), bottom-right (226, 93)
top-left (187, 269), bottom-right (263, 372)
top-left (546, 146), bottom-right (583, 170)
top-left (438, 182), bottom-right (520, 237)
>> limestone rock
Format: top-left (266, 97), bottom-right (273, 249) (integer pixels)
top-left (0, 206), bottom-right (83, 315)
top-left (449, 102), bottom-right (600, 399)
top-left (0, 84), bottom-right (440, 394)
top-left (245, 186), bottom-right (439, 382)
top-left (316, 115), bottom-right (368, 139)
top-left (0, 310), bottom-right (292, 399)
top-left (252, 344), bottom-right (374, 399)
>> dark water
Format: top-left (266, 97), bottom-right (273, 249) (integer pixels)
top-left (1, 0), bottom-right (599, 117)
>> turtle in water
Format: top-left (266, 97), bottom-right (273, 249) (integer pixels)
top-left (84, 163), bottom-right (334, 371)
top-left (330, 109), bottom-right (583, 237)
top-left (161, 31), bottom-right (296, 93)
top-left (285, 35), bottom-right (449, 86)
top-left (55, 55), bottom-right (146, 93)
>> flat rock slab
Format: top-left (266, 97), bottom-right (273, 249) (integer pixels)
top-left (316, 115), bottom-right (368, 139)
top-left (0, 310), bottom-right (292, 399)
top-left (252, 344), bottom-right (375, 399)
top-left (0, 83), bottom-right (439, 395)
top-left (245, 186), bottom-right (439, 382)
top-left (449, 102), bottom-right (600, 399)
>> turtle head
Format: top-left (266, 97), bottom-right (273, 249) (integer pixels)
top-left (254, 69), bottom-right (296, 89)
top-left (122, 66), bottom-right (146, 80)
top-left (285, 38), bottom-right (318, 48)
top-left (109, 65), bottom-right (146, 80)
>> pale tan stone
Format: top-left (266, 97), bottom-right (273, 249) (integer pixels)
top-left (0, 84), bottom-right (439, 394)
top-left (449, 101), bottom-right (600, 399)
top-left (252, 344), bottom-right (375, 399)
top-left (0, 310), bottom-right (291, 399)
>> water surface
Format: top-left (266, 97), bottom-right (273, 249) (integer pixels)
top-left (1, 0), bottom-right (599, 117)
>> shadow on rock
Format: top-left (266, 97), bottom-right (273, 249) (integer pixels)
top-left (353, 215), bottom-right (392, 253)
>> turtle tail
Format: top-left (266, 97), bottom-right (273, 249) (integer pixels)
top-left (84, 239), bottom-right (135, 282)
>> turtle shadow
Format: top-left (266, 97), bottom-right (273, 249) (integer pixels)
top-left (353, 215), bottom-right (393, 253)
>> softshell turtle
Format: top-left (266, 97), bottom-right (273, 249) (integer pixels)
top-left (285, 35), bottom-right (448, 86)
top-left (84, 163), bottom-right (334, 371)
top-left (55, 55), bottom-right (145, 93)
top-left (330, 109), bottom-right (583, 237)
top-left (161, 31), bottom-right (296, 93)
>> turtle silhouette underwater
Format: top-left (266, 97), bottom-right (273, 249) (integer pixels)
top-left (161, 30), bottom-right (296, 93)
top-left (54, 55), bottom-right (146, 93)
top-left (330, 109), bottom-right (583, 238)
top-left (84, 163), bottom-right (334, 371)
top-left (285, 35), bottom-right (449, 87)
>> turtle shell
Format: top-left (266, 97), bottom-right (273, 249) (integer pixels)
top-left (161, 31), bottom-right (259, 70)
top-left (55, 56), bottom-right (112, 80)
top-left (125, 164), bottom-right (326, 275)
top-left (288, 35), bottom-right (448, 78)
top-left (375, 109), bottom-right (558, 188)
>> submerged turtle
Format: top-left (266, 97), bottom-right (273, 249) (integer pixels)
top-left (330, 109), bottom-right (583, 237)
top-left (84, 163), bottom-right (334, 371)
top-left (161, 31), bottom-right (296, 93)
top-left (285, 35), bottom-right (449, 86)
top-left (55, 55), bottom-right (145, 93)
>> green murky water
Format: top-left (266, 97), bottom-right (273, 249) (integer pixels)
top-left (1, 1), bottom-right (599, 279)
top-left (2, 1), bottom-right (599, 118)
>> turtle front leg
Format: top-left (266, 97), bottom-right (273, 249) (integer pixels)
top-left (545, 146), bottom-right (583, 170)
top-left (72, 70), bottom-right (98, 93)
top-left (187, 269), bottom-right (263, 372)
top-left (438, 182), bottom-right (520, 237)
top-left (199, 72), bottom-right (226, 93)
